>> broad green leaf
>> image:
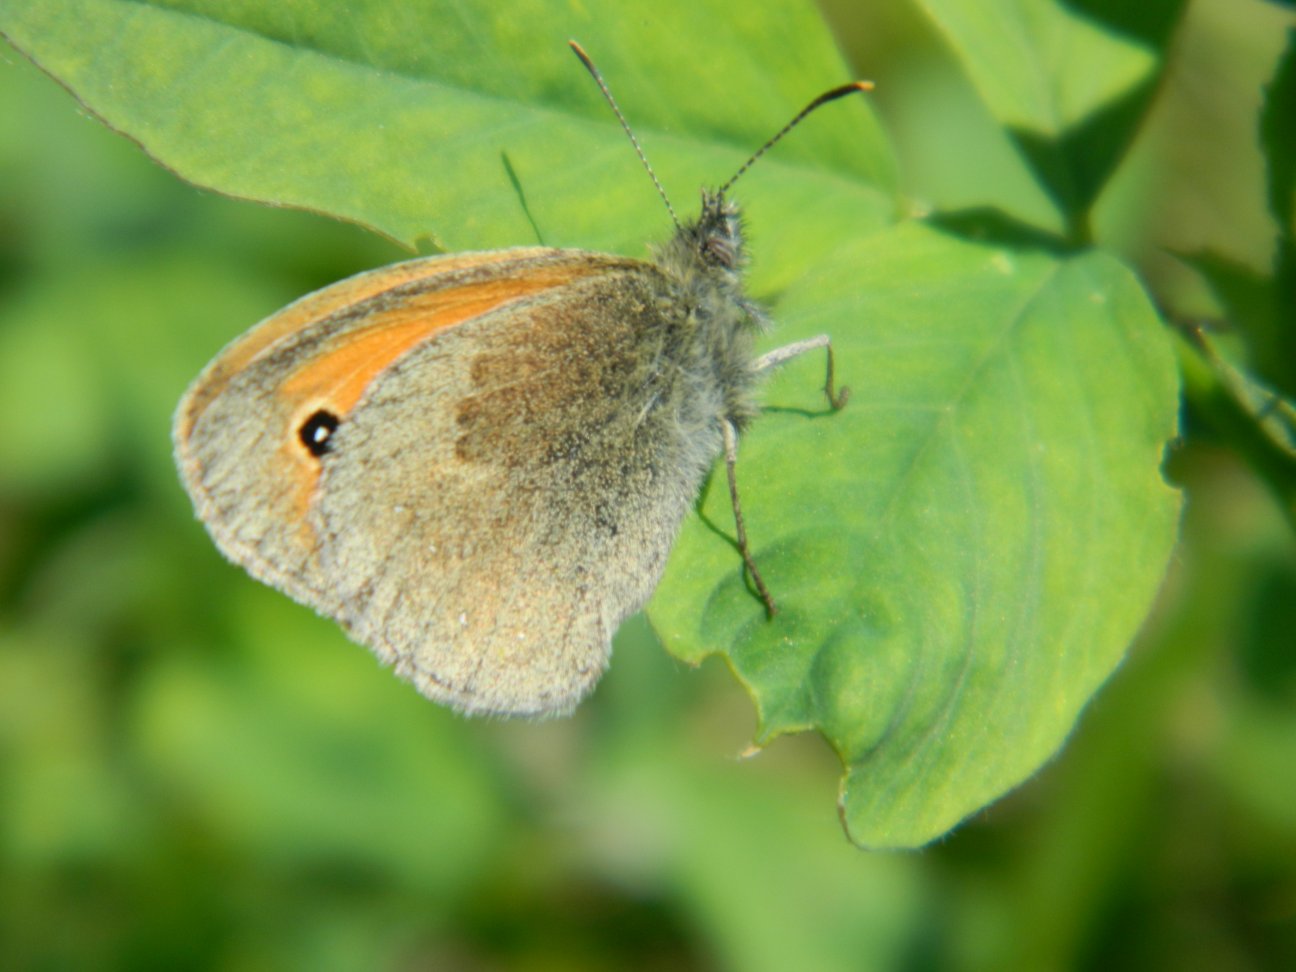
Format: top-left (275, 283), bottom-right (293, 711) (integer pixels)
top-left (0, 0), bottom-right (896, 290)
top-left (2, 0), bottom-right (1183, 847)
top-left (915, 0), bottom-right (1156, 134)
top-left (915, 0), bottom-right (1181, 236)
top-left (650, 222), bottom-right (1181, 847)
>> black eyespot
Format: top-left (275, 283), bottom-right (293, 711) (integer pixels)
top-left (299, 409), bottom-right (340, 457)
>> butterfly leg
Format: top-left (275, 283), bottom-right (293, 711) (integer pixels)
top-left (753, 334), bottom-right (850, 410)
top-left (722, 418), bottom-right (777, 618)
top-left (728, 336), bottom-right (849, 616)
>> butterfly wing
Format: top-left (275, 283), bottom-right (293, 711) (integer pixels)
top-left (175, 248), bottom-right (712, 715)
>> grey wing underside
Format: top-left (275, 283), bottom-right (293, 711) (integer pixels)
top-left (312, 273), bottom-right (708, 716)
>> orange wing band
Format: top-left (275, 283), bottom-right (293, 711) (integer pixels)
top-left (280, 267), bottom-right (592, 417)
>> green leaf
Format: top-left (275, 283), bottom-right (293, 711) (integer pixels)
top-left (0, 0), bottom-right (896, 277)
top-left (2, 0), bottom-right (1183, 848)
top-left (915, 0), bottom-right (1183, 239)
top-left (650, 222), bottom-right (1182, 847)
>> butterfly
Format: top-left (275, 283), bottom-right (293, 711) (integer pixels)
top-left (173, 42), bottom-right (870, 716)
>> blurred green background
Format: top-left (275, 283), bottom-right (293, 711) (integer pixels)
top-left (2, 0), bottom-right (1294, 969)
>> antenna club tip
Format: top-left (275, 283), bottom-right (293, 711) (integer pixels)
top-left (569, 39), bottom-right (594, 68)
top-left (855, 80), bottom-right (876, 91)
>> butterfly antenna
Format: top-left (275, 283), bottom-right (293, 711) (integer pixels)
top-left (719, 80), bottom-right (874, 195)
top-left (569, 40), bottom-right (680, 230)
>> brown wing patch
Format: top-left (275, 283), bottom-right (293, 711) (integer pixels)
top-left (171, 248), bottom-right (667, 707)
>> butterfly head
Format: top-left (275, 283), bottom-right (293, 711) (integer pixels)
top-left (692, 189), bottom-right (744, 270)
top-left (654, 188), bottom-right (748, 293)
